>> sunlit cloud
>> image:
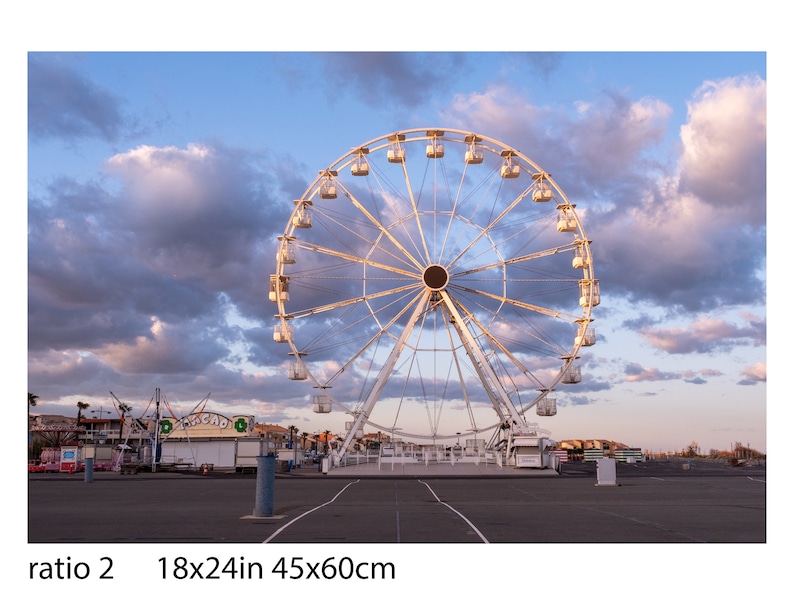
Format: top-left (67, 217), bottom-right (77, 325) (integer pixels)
top-left (679, 75), bottom-right (766, 224)
top-left (739, 361), bottom-right (766, 385)
top-left (640, 316), bottom-right (766, 354)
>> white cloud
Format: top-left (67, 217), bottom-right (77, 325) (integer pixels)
top-left (588, 76), bottom-right (766, 311)
top-left (105, 144), bottom-right (215, 214)
top-left (442, 84), bottom-right (551, 145)
top-left (740, 361), bottom-right (766, 384)
top-left (679, 75), bottom-right (766, 224)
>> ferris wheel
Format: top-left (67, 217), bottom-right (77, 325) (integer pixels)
top-left (270, 128), bottom-right (598, 453)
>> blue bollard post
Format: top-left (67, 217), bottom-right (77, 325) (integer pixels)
top-left (84, 458), bottom-right (94, 483)
top-left (253, 454), bottom-right (276, 517)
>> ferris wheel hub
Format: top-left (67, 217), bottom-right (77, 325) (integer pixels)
top-left (422, 264), bottom-right (449, 290)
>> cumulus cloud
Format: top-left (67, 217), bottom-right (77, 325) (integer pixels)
top-left (591, 79), bottom-right (765, 313)
top-left (679, 75), bottom-right (766, 225)
top-left (441, 84), bottom-right (552, 151)
top-left (96, 317), bottom-right (230, 374)
top-left (102, 143), bottom-right (284, 306)
top-left (28, 139), bottom-right (292, 405)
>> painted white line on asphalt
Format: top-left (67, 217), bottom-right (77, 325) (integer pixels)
top-left (418, 480), bottom-right (490, 543)
top-left (262, 479), bottom-right (360, 543)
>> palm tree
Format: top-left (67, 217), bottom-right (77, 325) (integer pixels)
top-left (301, 432), bottom-right (309, 450)
top-left (28, 393), bottom-right (39, 407)
top-left (288, 425), bottom-right (298, 449)
top-left (323, 429), bottom-right (331, 454)
top-left (76, 401), bottom-right (90, 424)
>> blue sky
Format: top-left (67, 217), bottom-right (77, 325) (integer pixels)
top-left (24, 49), bottom-right (768, 454)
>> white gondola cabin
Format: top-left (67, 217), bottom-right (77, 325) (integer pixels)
top-left (269, 275), bottom-right (289, 302)
top-left (351, 148), bottom-right (370, 176)
top-left (501, 150), bottom-right (520, 178)
top-left (579, 279), bottom-right (601, 308)
top-left (312, 394), bottom-right (331, 413)
top-left (533, 184), bottom-right (554, 202)
top-left (426, 130), bottom-right (444, 158)
top-left (536, 397), bottom-right (557, 416)
top-left (293, 200), bottom-right (312, 228)
top-left (388, 147), bottom-right (405, 163)
top-left (464, 134), bottom-right (484, 164)
top-left (277, 243), bottom-right (296, 264)
top-left (273, 321), bottom-right (293, 343)
top-left (387, 134), bottom-right (406, 163)
top-left (575, 326), bottom-right (596, 347)
top-left (531, 173), bottom-right (554, 202)
top-left (465, 148), bottom-right (484, 164)
top-left (426, 140), bottom-right (444, 158)
top-left (318, 170), bottom-right (338, 199)
top-left (561, 364), bottom-right (582, 384)
top-left (289, 360), bottom-right (308, 380)
top-left (572, 243), bottom-right (591, 269)
top-left (319, 180), bottom-right (337, 199)
top-left (557, 207), bottom-right (576, 232)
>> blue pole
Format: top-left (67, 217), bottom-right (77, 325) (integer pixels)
top-left (84, 458), bottom-right (94, 483)
top-left (253, 454), bottom-right (276, 517)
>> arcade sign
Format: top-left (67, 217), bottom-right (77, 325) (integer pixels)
top-left (158, 412), bottom-right (254, 438)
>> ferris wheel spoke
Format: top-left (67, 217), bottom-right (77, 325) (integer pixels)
top-left (294, 286), bottom-right (420, 357)
top-left (332, 178), bottom-right (425, 271)
top-left (291, 238), bottom-right (419, 280)
top-left (446, 181), bottom-right (535, 271)
top-left (283, 281), bottom-right (421, 320)
top-left (309, 199), bottom-right (421, 274)
top-left (397, 159), bottom-right (433, 264)
top-left (449, 282), bottom-right (582, 323)
top-left (452, 242), bottom-right (580, 278)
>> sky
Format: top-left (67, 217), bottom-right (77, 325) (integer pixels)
top-left (23, 49), bottom-right (769, 455)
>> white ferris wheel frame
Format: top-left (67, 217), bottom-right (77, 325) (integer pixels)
top-left (271, 128), bottom-right (598, 453)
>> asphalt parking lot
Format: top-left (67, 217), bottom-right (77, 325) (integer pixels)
top-left (28, 459), bottom-right (766, 544)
